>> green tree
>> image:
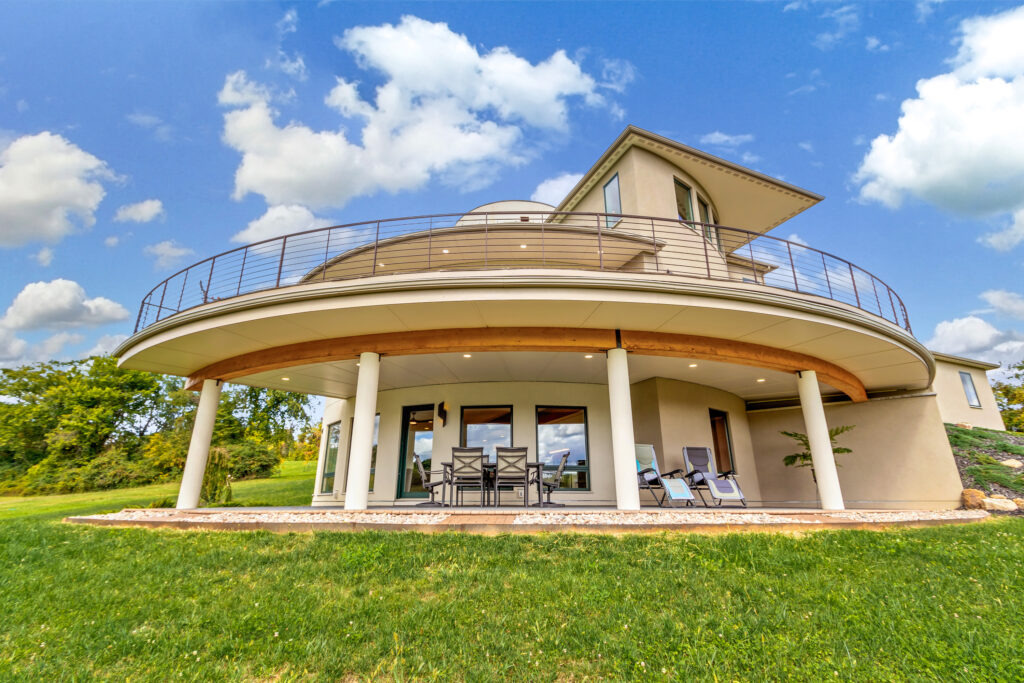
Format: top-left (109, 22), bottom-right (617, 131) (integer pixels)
top-left (780, 424), bottom-right (855, 483)
top-left (993, 359), bottom-right (1024, 432)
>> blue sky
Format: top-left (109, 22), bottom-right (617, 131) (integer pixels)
top-left (2, 1), bottom-right (1024, 376)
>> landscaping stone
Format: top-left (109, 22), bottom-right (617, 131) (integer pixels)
top-left (1001, 459), bottom-right (1023, 469)
top-left (1014, 498), bottom-right (1024, 511)
top-left (983, 497), bottom-right (1019, 512)
top-left (961, 488), bottom-right (987, 509)
top-left (991, 494), bottom-right (1008, 499)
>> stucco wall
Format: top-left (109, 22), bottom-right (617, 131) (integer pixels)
top-left (932, 360), bottom-right (1005, 431)
top-left (748, 393), bottom-right (964, 509)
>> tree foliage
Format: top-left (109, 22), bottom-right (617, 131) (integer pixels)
top-left (0, 356), bottom-right (315, 495)
top-left (993, 359), bottom-right (1024, 432)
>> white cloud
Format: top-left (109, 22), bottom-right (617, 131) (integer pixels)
top-left (927, 314), bottom-right (1024, 372)
top-left (126, 112), bottom-right (172, 142)
top-left (104, 235), bottom-right (119, 247)
top-left (797, 141), bottom-right (814, 153)
top-left (699, 131), bottom-right (754, 147)
top-left (855, 5), bottom-right (1024, 251)
top-left (530, 172), bottom-right (583, 206)
top-left (144, 240), bottom-right (194, 269)
top-left (37, 332), bottom-right (84, 357)
top-left (34, 247), bottom-right (53, 266)
top-left (814, 5), bottom-right (860, 50)
top-left (873, 93), bottom-right (890, 102)
top-left (981, 289), bottom-right (1024, 320)
top-left (114, 199), bottom-right (164, 223)
top-left (0, 132), bottom-right (115, 247)
top-left (600, 59), bottom-right (636, 93)
top-left (219, 16), bottom-right (619, 211)
top-left (85, 333), bottom-right (128, 357)
top-left (232, 205), bottom-right (333, 244)
top-left (267, 50), bottom-right (308, 81)
top-left (0, 327), bottom-right (28, 362)
top-left (2, 279), bottom-right (130, 330)
top-left (865, 36), bottom-right (890, 53)
top-left (787, 233), bottom-right (809, 246)
top-left (916, 0), bottom-right (944, 22)
top-left (740, 151), bottom-right (762, 165)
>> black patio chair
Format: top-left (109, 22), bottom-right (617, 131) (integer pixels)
top-left (533, 448), bottom-right (571, 507)
top-left (493, 447), bottom-right (530, 507)
top-left (450, 447), bottom-right (486, 507)
top-left (412, 451), bottom-right (448, 507)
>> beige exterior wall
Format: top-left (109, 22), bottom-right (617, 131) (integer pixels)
top-left (748, 393), bottom-right (964, 509)
top-left (932, 360), bottom-right (1005, 431)
top-left (314, 381), bottom-right (617, 506)
top-left (631, 377), bottom-right (762, 504)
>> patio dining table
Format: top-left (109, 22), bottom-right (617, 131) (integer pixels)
top-left (441, 460), bottom-right (548, 507)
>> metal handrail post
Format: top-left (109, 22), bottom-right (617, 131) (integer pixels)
top-left (275, 237), bottom-right (287, 288)
top-left (787, 241), bottom-right (798, 291)
top-left (849, 263), bottom-right (861, 307)
top-left (237, 248), bottom-right (247, 296)
top-left (821, 253), bottom-right (833, 298)
top-left (650, 218), bottom-right (659, 272)
top-left (371, 221), bottom-right (380, 275)
top-left (596, 215), bottom-right (604, 270)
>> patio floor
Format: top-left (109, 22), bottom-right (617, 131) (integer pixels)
top-left (66, 506), bottom-right (989, 534)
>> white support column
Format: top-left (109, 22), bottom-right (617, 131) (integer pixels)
top-left (796, 370), bottom-right (845, 510)
top-left (607, 347), bottom-right (641, 511)
top-left (344, 352), bottom-right (381, 510)
top-left (176, 379), bottom-right (223, 509)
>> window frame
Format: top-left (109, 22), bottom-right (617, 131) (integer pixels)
top-left (603, 174), bottom-right (621, 228)
top-left (460, 405), bottom-right (514, 460)
top-left (340, 413), bottom-right (379, 493)
top-left (675, 179), bottom-right (694, 222)
top-left (320, 420), bottom-right (342, 494)
top-left (959, 371), bottom-right (983, 409)
top-left (535, 405), bottom-right (592, 491)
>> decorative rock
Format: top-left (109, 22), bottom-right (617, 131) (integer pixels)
top-left (955, 422), bottom-right (973, 430)
top-left (1000, 459), bottom-right (1023, 469)
top-left (1014, 498), bottom-right (1024, 511)
top-left (990, 494), bottom-right (1008, 499)
top-left (961, 489), bottom-right (987, 509)
top-left (983, 497), bottom-right (1019, 512)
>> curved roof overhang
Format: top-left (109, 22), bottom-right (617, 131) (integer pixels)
top-left (116, 270), bottom-right (933, 403)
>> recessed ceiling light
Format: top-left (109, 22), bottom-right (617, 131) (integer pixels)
top-left (520, 244), bottom-right (527, 249)
top-left (442, 248), bottom-right (449, 254)
top-left (688, 363), bottom-right (698, 368)
top-left (377, 262), bottom-right (385, 267)
top-left (281, 377), bottom-right (290, 381)
top-left (584, 354), bottom-right (593, 359)
top-left (463, 353), bottom-right (472, 358)
top-left (756, 378), bottom-right (767, 383)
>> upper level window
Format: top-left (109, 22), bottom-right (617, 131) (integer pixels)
top-left (697, 197), bottom-right (719, 247)
top-left (675, 180), bottom-right (694, 222)
top-left (959, 371), bottom-right (982, 408)
top-left (603, 174), bottom-right (621, 228)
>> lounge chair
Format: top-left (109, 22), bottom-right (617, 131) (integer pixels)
top-left (412, 451), bottom-right (448, 507)
top-left (493, 446), bottom-right (530, 507)
top-left (682, 446), bottom-right (746, 507)
top-left (635, 444), bottom-right (697, 507)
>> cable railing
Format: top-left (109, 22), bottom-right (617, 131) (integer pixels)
top-left (132, 211), bottom-right (912, 334)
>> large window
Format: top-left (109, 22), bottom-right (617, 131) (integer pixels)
top-left (603, 174), bottom-right (621, 228)
top-left (341, 414), bottom-right (379, 492)
top-left (697, 197), bottom-right (719, 248)
top-left (959, 371), bottom-right (982, 408)
top-left (461, 406), bottom-right (513, 460)
top-left (536, 406), bottom-right (590, 490)
top-left (320, 421), bottom-right (341, 494)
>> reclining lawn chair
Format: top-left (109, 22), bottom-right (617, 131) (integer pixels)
top-left (682, 446), bottom-right (746, 507)
top-left (635, 444), bottom-right (698, 507)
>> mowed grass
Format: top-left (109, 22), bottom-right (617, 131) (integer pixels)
top-left (2, 465), bottom-right (1023, 681)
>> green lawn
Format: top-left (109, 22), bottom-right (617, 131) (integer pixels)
top-left (2, 463), bottom-right (1023, 681)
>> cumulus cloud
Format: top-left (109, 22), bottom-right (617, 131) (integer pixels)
top-left (927, 314), bottom-right (1024, 372)
top-left (2, 279), bottom-right (130, 331)
top-left (267, 9), bottom-right (307, 81)
top-left (114, 199), bottom-right (164, 223)
top-left (104, 235), bottom-right (119, 247)
top-left (34, 247), bottom-right (53, 266)
top-left (85, 333), bottom-right (128, 357)
top-left (916, 0), bottom-right (944, 22)
top-left (231, 204), bottom-right (333, 243)
top-left (530, 172), bottom-right (583, 206)
top-left (814, 5), bottom-right (860, 50)
top-left (0, 132), bottom-right (115, 247)
top-left (144, 240), bottom-right (194, 269)
top-left (219, 16), bottom-right (621, 212)
top-left (865, 36), bottom-right (890, 53)
top-left (981, 289), bottom-right (1024, 320)
top-left (855, 5), bottom-right (1024, 251)
top-left (699, 131), bottom-right (754, 147)
top-left (0, 327), bottom-right (28, 362)
top-left (126, 112), bottom-right (173, 142)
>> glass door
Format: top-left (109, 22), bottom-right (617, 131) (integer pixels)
top-left (397, 405), bottom-right (435, 498)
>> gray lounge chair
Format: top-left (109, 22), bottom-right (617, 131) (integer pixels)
top-left (534, 448), bottom-right (571, 507)
top-left (412, 451), bottom-right (448, 507)
top-left (450, 447), bottom-right (486, 507)
top-left (493, 446), bottom-right (530, 507)
top-left (682, 446), bottom-right (745, 507)
top-left (635, 444), bottom-right (697, 507)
